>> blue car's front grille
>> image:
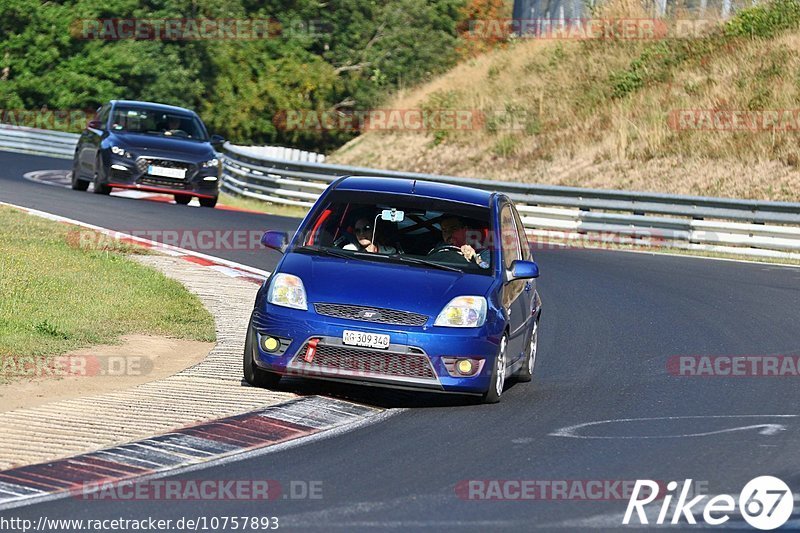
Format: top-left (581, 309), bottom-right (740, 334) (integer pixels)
top-left (314, 303), bottom-right (428, 327)
top-left (295, 343), bottom-right (436, 380)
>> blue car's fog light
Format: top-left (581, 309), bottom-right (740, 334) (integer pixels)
top-left (259, 334), bottom-right (291, 356)
top-left (443, 357), bottom-right (485, 377)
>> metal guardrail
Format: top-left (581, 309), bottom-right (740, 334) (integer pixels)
top-left (0, 124), bottom-right (79, 159)
top-left (0, 123), bottom-right (797, 259)
top-left (221, 143), bottom-right (800, 259)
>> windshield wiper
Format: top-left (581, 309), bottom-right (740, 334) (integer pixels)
top-left (388, 254), bottom-right (462, 272)
top-left (296, 245), bottom-right (353, 260)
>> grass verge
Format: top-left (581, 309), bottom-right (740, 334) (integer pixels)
top-left (0, 206), bottom-right (216, 373)
top-left (219, 191), bottom-right (309, 219)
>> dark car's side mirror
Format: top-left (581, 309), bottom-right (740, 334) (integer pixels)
top-left (261, 231), bottom-right (288, 253)
top-left (210, 134), bottom-right (225, 150)
top-left (506, 260), bottom-right (539, 282)
top-left (87, 120), bottom-right (103, 130)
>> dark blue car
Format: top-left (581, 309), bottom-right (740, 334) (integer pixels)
top-left (71, 100), bottom-right (224, 207)
top-left (245, 176), bottom-right (542, 403)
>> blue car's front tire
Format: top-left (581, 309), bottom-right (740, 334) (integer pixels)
top-left (482, 334), bottom-right (508, 404)
top-left (243, 320), bottom-right (281, 388)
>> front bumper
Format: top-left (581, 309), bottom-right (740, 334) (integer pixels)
top-left (251, 304), bottom-right (504, 394)
top-left (107, 155), bottom-right (220, 198)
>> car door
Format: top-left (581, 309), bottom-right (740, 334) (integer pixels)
top-left (511, 203), bottom-right (536, 340)
top-left (499, 203), bottom-right (527, 365)
top-left (78, 105), bottom-right (108, 174)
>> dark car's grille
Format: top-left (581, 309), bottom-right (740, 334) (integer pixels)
top-left (138, 176), bottom-right (190, 190)
top-left (314, 303), bottom-right (428, 326)
top-left (294, 343), bottom-right (436, 380)
top-left (136, 158), bottom-right (195, 174)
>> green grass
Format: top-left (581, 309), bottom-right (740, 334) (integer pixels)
top-left (219, 192), bottom-right (309, 219)
top-left (0, 206), bottom-right (216, 367)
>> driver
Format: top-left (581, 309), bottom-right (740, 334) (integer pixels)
top-left (164, 116), bottom-right (182, 134)
top-left (432, 216), bottom-right (490, 269)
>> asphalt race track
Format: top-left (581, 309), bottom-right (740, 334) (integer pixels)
top-left (2, 151), bottom-right (800, 531)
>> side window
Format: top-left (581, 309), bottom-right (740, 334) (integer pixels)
top-left (500, 204), bottom-right (521, 270)
top-left (512, 205), bottom-right (532, 261)
top-left (98, 105), bottom-right (110, 127)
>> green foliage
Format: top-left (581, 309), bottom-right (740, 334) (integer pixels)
top-left (0, 0), bottom-right (467, 152)
top-left (725, 0), bottom-right (800, 38)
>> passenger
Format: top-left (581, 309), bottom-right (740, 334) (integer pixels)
top-left (343, 217), bottom-right (397, 254)
top-left (432, 216), bottom-right (490, 268)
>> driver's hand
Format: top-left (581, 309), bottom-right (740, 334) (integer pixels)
top-left (460, 244), bottom-right (476, 262)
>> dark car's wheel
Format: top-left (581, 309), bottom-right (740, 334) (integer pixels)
top-left (199, 196), bottom-right (218, 208)
top-left (243, 319), bottom-right (281, 388)
top-left (174, 194), bottom-right (192, 205)
top-left (71, 158), bottom-right (89, 191)
top-left (517, 319), bottom-right (538, 383)
top-left (92, 155), bottom-right (112, 195)
top-left (483, 334), bottom-right (508, 404)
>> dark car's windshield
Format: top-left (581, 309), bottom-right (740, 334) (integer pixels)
top-left (296, 190), bottom-right (494, 275)
top-left (109, 107), bottom-right (208, 140)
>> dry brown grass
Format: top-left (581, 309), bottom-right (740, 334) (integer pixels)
top-left (330, 0), bottom-right (800, 201)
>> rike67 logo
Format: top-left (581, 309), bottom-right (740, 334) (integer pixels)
top-left (623, 476), bottom-right (793, 530)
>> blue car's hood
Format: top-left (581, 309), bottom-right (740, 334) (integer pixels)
top-left (111, 132), bottom-right (214, 159)
top-left (279, 252), bottom-right (496, 316)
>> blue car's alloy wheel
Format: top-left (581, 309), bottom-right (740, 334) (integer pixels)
top-left (483, 335), bottom-right (507, 404)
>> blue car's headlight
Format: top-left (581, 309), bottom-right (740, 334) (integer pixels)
top-left (201, 158), bottom-right (220, 168)
top-left (435, 296), bottom-right (487, 328)
top-left (110, 145), bottom-right (133, 159)
top-left (267, 273), bottom-right (308, 310)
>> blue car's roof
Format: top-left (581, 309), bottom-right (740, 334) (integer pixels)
top-left (334, 176), bottom-right (492, 207)
top-left (110, 100), bottom-right (197, 116)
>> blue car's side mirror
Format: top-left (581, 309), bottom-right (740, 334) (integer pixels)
top-left (261, 231), bottom-right (288, 253)
top-left (507, 260), bottom-right (539, 282)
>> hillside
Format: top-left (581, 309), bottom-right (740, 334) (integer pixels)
top-left (329, 0), bottom-right (800, 201)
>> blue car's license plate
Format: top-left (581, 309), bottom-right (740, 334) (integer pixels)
top-left (342, 330), bottom-right (390, 350)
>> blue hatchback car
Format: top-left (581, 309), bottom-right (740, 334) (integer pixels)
top-left (244, 176), bottom-right (542, 403)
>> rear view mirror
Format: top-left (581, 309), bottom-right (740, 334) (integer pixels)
top-left (87, 120), bottom-right (103, 130)
top-left (261, 231), bottom-right (288, 253)
top-left (381, 208), bottom-right (404, 222)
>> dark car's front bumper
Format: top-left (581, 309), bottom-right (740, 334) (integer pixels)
top-left (106, 154), bottom-right (220, 198)
top-left (250, 304), bottom-right (504, 395)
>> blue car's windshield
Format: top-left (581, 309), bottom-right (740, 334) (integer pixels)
top-left (296, 190), bottom-right (494, 275)
top-left (109, 107), bottom-right (208, 140)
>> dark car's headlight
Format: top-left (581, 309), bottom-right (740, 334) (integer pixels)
top-left (110, 145), bottom-right (133, 159)
top-left (201, 158), bottom-right (220, 168)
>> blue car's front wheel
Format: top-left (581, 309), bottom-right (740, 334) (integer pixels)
top-left (243, 320), bottom-right (281, 389)
top-left (482, 334), bottom-right (508, 404)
